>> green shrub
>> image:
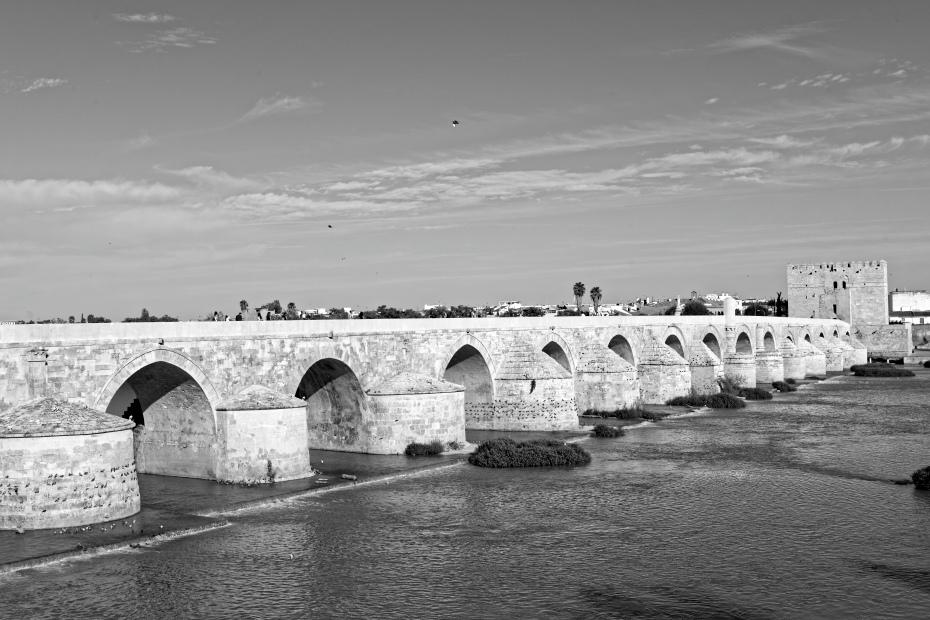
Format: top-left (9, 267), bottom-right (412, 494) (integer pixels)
top-left (738, 387), bottom-right (773, 400)
top-left (582, 406), bottom-right (647, 419)
top-left (704, 393), bottom-right (746, 409)
top-left (772, 381), bottom-right (797, 393)
top-left (468, 438), bottom-right (591, 468)
top-left (592, 424), bottom-right (624, 438)
top-left (666, 393), bottom-right (746, 409)
top-left (850, 363), bottom-right (915, 377)
top-left (785, 378), bottom-right (797, 385)
top-left (666, 395), bottom-right (704, 407)
top-left (912, 466), bottom-right (930, 490)
top-left (404, 440), bottom-right (444, 457)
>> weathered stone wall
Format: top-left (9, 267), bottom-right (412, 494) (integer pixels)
top-left (215, 406), bottom-right (311, 482)
top-left (367, 392), bottom-right (465, 453)
top-left (853, 323), bottom-right (912, 358)
top-left (0, 430), bottom-right (139, 530)
top-left (787, 260), bottom-right (888, 325)
top-left (468, 376), bottom-right (578, 430)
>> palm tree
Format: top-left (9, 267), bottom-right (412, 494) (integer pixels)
top-left (590, 286), bottom-right (602, 315)
top-left (572, 282), bottom-right (586, 313)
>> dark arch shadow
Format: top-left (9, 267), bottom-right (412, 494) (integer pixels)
top-left (296, 358), bottom-right (369, 451)
top-left (763, 332), bottom-right (776, 352)
top-left (736, 332), bottom-right (753, 355)
top-left (105, 361), bottom-right (216, 479)
top-left (608, 335), bottom-right (636, 366)
top-left (543, 341), bottom-right (572, 373)
top-left (665, 335), bottom-right (685, 359)
top-left (702, 333), bottom-right (722, 360)
top-left (443, 345), bottom-right (494, 409)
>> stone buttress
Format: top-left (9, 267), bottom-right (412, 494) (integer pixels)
top-left (468, 338), bottom-right (578, 431)
top-left (638, 340), bottom-right (691, 404)
top-left (366, 372), bottom-right (465, 453)
top-left (688, 342), bottom-right (722, 396)
top-left (779, 339), bottom-right (806, 381)
top-left (215, 385), bottom-right (313, 483)
top-left (573, 342), bottom-right (640, 412)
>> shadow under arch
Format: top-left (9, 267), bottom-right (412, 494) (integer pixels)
top-left (296, 358), bottom-right (370, 452)
top-left (665, 334), bottom-right (686, 359)
top-left (735, 331), bottom-right (753, 355)
top-left (542, 340), bottom-right (573, 374)
top-left (443, 343), bottom-right (495, 414)
top-left (607, 333), bottom-right (636, 366)
top-left (96, 349), bottom-right (219, 479)
top-left (763, 331), bottom-right (777, 352)
top-left (701, 331), bottom-right (723, 360)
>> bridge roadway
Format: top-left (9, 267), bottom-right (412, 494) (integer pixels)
top-left (0, 315), bottom-right (863, 482)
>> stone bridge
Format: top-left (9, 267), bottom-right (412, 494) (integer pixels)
top-left (0, 314), bottom-right (863, 481)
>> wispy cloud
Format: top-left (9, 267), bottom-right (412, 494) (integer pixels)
top-left (126, 132), bottom-right (155, 150)
top-left (20, 78), bottom-right (68, 93)
top-left (0, 179), bottom-right (181, 209)
top-left (157, 165), bottom-right (262, 191)
top-left (239, 95), bottom-right (319, 122)
top-left (704, 98), bottom-right (719, 105)
top-left (113, 13), bottom-right (176, 24)
top-left (708, 22), bottom-right (831, 59)
top-left (127, 26), bottom-right (217, 52)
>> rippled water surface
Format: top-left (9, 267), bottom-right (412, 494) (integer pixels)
top-left (3, 371), bottom-right (930, 619)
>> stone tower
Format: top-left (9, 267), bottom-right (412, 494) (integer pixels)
top-left (786, 260), bottom-right (888, 325)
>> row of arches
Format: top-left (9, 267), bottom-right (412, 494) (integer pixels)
top-left (92, 324), bottom-right (851, 476)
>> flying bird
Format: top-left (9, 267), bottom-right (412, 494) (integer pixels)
top-left (327, 225), bottom-right (333, 229)
top-left (451, 120), bottom-right (459, 127)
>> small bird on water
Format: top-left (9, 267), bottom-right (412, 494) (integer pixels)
top-left (451, 119), bottom-right (459, 127)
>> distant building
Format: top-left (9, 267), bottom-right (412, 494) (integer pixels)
top-left (890, 290), bottom-right (930, 325)
top-left (786, 260), bottom-right (911, 358)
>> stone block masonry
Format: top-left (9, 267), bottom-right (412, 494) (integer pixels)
top-left (0, 316), bottom-right (855, 470)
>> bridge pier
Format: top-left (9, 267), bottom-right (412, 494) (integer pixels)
top-left (724, 353), bottom-right (756, 388)
top-left (214, 386), bottom-right (313, 483)
top-left (780, 339), bottom-right (806, 381)
top-left (689, 343), bottom-right (722, 396)
top-left (574, 342), bottom-right (640, 413)
top-left (365, 373), bottom-right (466, 453)
top-left (799, 340), bottom-right (828, 377)
top-left (638, 340), bottom-right (690, 404)
top-left (755, 350), bottom-right (784, 385)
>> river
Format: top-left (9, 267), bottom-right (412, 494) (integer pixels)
top-left (2, 371), bottom-right (929, 619)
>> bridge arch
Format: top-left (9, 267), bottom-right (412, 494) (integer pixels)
top-left (95, 348), bottom-right (219, 479)
top-left (700, 329), bottom-right (723, 360)
top-left (735, 331), bottom-right (753, 355)
top-left (442, 336), bottom-right (496, 411)
top-left (296, 357), bottom-right (370, 451)
top-left (607, 333), bottom-right (637, 366)
top-left (661, 326), bottom-right (689, 360)
top-left (541, 332), bottom-right (576, 374)
top-left (763, 330), bottom-right (777, 352)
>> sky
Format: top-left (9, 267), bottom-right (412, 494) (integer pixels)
top-left (2, 0), bottom-right (930, 320)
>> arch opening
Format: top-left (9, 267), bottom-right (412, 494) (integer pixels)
top-left (443, 344), bottom-right (493, 408)
top-left (608, 335), bottom-right (635, 366)
top-left (104, 361), bottom-right (216, 479)
top-left (833, 329), bottom-right (839, 338)
top-left (787, 335), bottom-right (794, 343)
top-left (542, 341), bottom-right (571, 373)
top-left (664, 335), bottom-right (685, 359)
top-left (296, 359), bottom-right (369, 451)
top-left (736, 332), bottom-right (753, 355)
top-left (702, 333), bottom-right (721, 360)
top-left (763, 332), bottom-right (776, 352)
top-left (804, 334), bottom-right (812, 343)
